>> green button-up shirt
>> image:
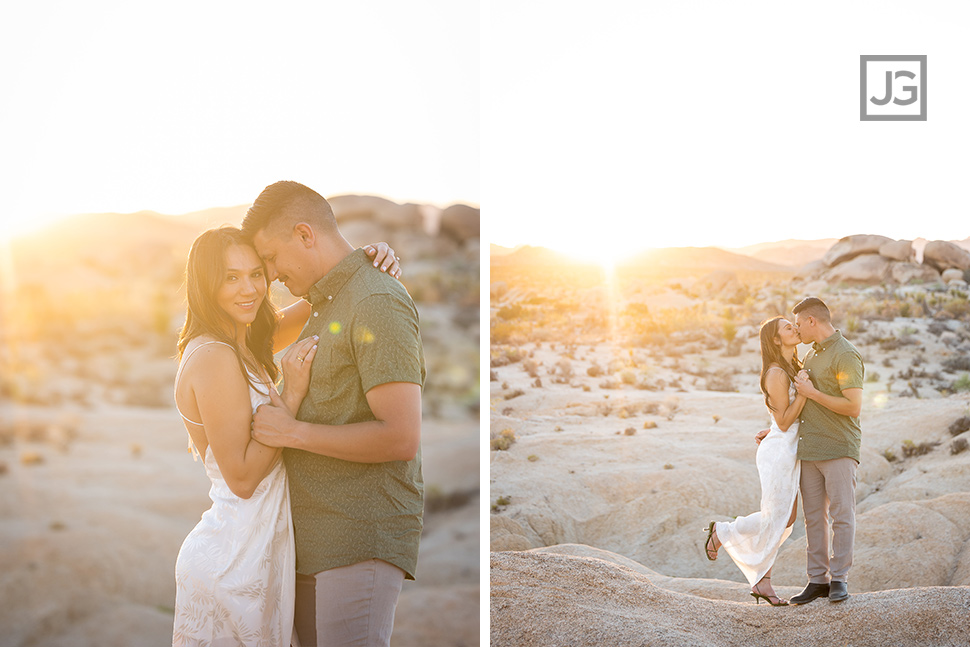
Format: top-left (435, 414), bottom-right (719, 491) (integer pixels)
top-left (797, 330), bottom-right (864, 463)
top-left (285, 248), bottom-right (426, 579)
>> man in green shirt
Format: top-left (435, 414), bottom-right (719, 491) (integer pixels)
top-left (787, 297), bottom-right (864, 605)
top-left (243, 181), bottom-right (425, 647)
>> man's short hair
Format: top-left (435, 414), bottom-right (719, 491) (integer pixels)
top-left (792, 296), bottom-right (831, 323)
top-left (241, 181), bottom-right (337, 240)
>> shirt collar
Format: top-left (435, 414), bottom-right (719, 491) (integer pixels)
top-left (812, 329), bottom-right (843, 352)
top-left (307, 248), bottom-right (367, 306)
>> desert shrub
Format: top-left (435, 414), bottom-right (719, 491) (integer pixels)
top-left (587, 363), bottom-right (604, 377)
top-left (497, 304), bottom-right (525, 320)
top-left (942, 357), bottom-right (970, 373)
top-left (882, 448), bottom-right (897, 462)
top-left (490, 346), bottom-right (526, 367)
top-left (490, 322), bottom-right (521, 345)
top-left (865, 372), bottom-right (880, 383)
top-left (643, 403), bottom-right (660, 415)
top-left (527, 454), bottom-right (539, 462)
top-left (943, 298), bottom-right (970, 319)
top-left (582, 384), bottom-right (591, 392)
top-left (531, 378), bottom-right (542, 388)
top-left (554, 360), bottom-right (574, 383)
top-left (504, 389), bottom-right (525, 400)
top-left (643, 421), bottom-right (658, 429)
top-left (901, 439), bottom-right (939, 458)
top-left (952, 374), bottom-right (970, 392)
top-left (952, 438), bottom-right (969, 455)
top-left (490, 370), bottom-right (498, 382)
top-left (623, 427), bottom-right (636, 436)
top-left (599, 379), bottom-right (620, 390)
top-left (523, 359), bottom-right (540, 378)
top-left (880, 336), bottom-right (916, 351)
top-left (949, 416), bottom-right (970, 436)
top-left (705, 371), bottom-right (736, 392)
top-left (620, 369), bottom-right (637, 385)
top-left (490, 429), bottom-right (517, 451)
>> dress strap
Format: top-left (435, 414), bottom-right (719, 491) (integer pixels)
top-left (174, 340), bottom-right (235, 460)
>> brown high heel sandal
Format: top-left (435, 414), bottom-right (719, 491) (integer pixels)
top-left (750, 577), bottom-right (788, 606)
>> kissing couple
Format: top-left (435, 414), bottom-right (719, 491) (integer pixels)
top-left (172, 181), bottom-right (426, 646)
top-left (704, 296), bottom-right (864, 606)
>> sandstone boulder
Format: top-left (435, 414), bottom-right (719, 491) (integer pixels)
top-left (328, 194), bottom-right (424, 229)
top-left (942, 268), bottom-right (965, 283)
top-left (439, 204), bottom-right (480, 243)
top-left (795, 259), bottom-right (827, 280)
top-left (923, 240), bottom-right (970, 272)
top-left (823, 235), bottom-right (894, 267)
top-left (879, 239), bottom-right (914, 262)
top-left (890, 262), bottom-right (941, 285)
top-left (824, 254), bottom-right (892, 284)
top-left (490, 549), bottom-right (970, 647)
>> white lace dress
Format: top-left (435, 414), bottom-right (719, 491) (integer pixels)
top-left (715, 382), bottom-right (800, 587)
top-left (173, 342), bottom-right (295, 647)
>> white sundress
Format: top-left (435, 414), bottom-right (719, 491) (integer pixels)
top-left (172, 341), bottom-right (295, 647)
top-left (715, 381), bottom-right (801, 587)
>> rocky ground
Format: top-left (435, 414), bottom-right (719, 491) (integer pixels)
top-left (489, 235), bottom-right (970, 646)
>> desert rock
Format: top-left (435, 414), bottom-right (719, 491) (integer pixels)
top-left (823, 253), bottom-right (892, 284)
top-left (823, 235), bottom-right (894, 267)
top-left (878, 239), bottom-right (914, 262)
top-left (439, 204), bottom-right (480, 243)
top-left (491, 549), bottom-right (970, 647)
top-left (942, 268), bottom-right (965, 283)
top-left (923, 240), bottom-right (970, 272)
top-left (890, 262), bottom-right (941, 285)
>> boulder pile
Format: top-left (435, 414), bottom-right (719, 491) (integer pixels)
top-left (804, 235), bottom-right (970, 287)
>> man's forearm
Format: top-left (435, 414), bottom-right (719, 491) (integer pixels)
top-left (286, 418), bottom-right (420, 463)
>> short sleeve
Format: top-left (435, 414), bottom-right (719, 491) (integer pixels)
top-left (836, 350), bottom-right (865, 391)
top-left (351, 292), bottom-right (425, 394)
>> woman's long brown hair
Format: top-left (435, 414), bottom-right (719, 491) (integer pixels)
top-left (759, 316), bottom-right (801, 412)
top-left (176, 226), bottom-right (278, 391)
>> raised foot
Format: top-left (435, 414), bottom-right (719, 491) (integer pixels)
top-left (703, 521), bottom-right (719, 561)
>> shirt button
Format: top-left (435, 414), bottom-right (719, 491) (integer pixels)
top-left (313, 312), bottom-right (319, 318)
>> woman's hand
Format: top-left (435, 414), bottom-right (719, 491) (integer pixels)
top-left (363, 242), bottom-right (402, 279)
top-left (279, 335), bottom-right (319, 413)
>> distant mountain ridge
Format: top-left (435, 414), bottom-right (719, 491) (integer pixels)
top-left (490, 237), bottom-right (970, 271)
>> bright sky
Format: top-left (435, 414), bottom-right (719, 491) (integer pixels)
top-left (0, 0), bottom-right (478, 240)
top-left (485, 1), bottom-right (970, 263)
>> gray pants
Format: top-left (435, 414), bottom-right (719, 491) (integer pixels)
top-left (800, 457), bottom-right (857, 583)
top-left (294, 559), bottom-right (405, 647)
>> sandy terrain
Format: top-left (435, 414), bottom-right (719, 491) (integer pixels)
top-left (0, 404), bottom-right (478, 647)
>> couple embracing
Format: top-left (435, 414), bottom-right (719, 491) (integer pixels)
top-left (704, 296), bottom-right (864, 606)
top-left (172, 181), bottom-right (425, 646)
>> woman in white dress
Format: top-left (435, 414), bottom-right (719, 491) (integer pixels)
top-left (172, 226), bottom-right (397, 646)
top-left (702, 316), bottom-right (807, 606)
